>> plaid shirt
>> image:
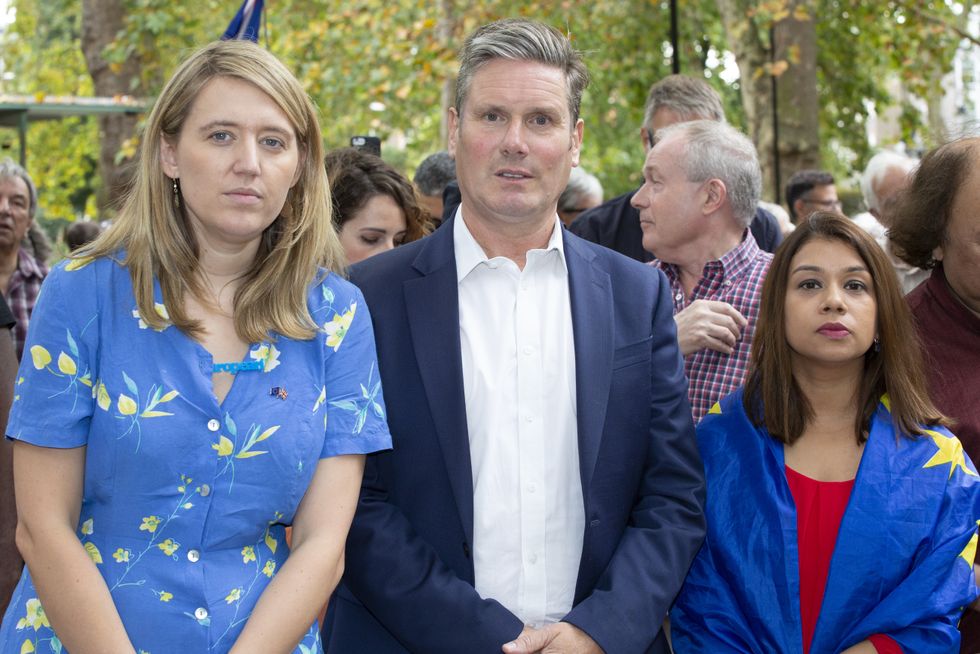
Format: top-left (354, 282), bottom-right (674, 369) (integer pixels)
top-left (4, 249), bottom-right (48, 361)
top-left (652, 232), bottom-right (772, 423)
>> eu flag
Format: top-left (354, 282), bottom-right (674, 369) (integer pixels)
top-left (222, 0), bottom-right (264, 42)
top-left (671, 390), bottom-right (980, 653)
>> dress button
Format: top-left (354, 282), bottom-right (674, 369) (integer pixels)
top-left (194, 607), bottom-right (208, 620)
top-left (199, 484), bottom-right (211, 497)
top-left (187, 549), bottom-right (200, 563)
top-left (207, 419), bottom-right (220, 432)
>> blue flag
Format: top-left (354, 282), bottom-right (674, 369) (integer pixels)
top-left (672, 390), bottom-right (980, 653)
top-left (222, 0), bottom-right (264, 42)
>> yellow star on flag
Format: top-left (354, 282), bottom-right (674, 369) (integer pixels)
top-left (923, 429), bottom-right (979, 479)
top-left (959, 521), bottom-right (980, 567)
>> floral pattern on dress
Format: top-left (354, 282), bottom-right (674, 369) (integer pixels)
top-left (0, 259), bottom-right (391, 653)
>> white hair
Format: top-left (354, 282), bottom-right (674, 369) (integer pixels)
top-left (860, 151), bottom-right (917, 211)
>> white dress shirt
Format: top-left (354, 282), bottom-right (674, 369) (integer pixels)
top-left (454, 212), bottom-right (584, 627)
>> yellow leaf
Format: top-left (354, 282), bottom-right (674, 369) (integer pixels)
top-left (80, 518), bottom-right (93, 535)
top-left (212, 436), bottom-right (234, 457)
top-left (235, 450), bottom-right (267, 459)
top-left (20, 639), bottom-right (34, 654)
top-left (57, 352), bottom-right (77, 376)
top-left (78, 374), bottom-right (92, 387)
top-left (255, 425), bottom-right (279, 442)
top-left (117, 394), bottom-right (137, 416)
top-left (264, 529), bottom-right (278, 554)
top-left (140, 410), bottom-right (173, 418)
top-left (159, 390), bottom-right (179, 403)
top-left (97, 383), bottom-right (110, 411)
top-left (84, 542), bottom-right (103, 564)
top-left (64, 256), bottom-right (94, 271)
top-left (29, 345), bottom-right (51, 370)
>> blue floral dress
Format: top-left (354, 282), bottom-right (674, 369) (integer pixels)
top-left (0, 255), bottom-right (392, 654)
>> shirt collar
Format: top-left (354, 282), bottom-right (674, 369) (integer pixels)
top-left (16, 248), bottom-right (47, 280)
top-left (655, 229), bottom-right (761, 285)
top-left (453, 207), bottom-right (567, 284)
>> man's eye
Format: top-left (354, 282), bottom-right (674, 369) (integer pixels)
top-left (210, 132), bottom-right (232, 143)
top-left (484, 112), bottom-right (499, 122)
top-left (531, 115), bottom-right (550, 126)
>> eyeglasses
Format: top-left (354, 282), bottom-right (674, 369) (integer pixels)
top-left (801, 196), bottom-right (843, 210)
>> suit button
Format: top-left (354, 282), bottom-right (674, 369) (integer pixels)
top-left (194, 607), bottom-right (208, 620)
top-left (187, 549), bottom-right (201, 562)
top-left (590, 519), bottom-right (600, 528)
top-left (462, 542), bottom-right (470, 559)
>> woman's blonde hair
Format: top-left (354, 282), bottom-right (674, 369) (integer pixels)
top-left (81, 40), bottom-right (343, 342)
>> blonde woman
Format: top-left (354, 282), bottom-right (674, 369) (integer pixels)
top-left (0, 41), bottom-right (390, 654)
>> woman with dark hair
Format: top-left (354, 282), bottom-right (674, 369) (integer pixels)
top-left (672, 213), bottom-right (980, 653)
top-left (325, 147), bottom-right (430, 265)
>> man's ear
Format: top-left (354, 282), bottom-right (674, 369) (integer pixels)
top-left (160, 137), bottom-right (179, 178)
top-left (792, 198), bottom-right (805, 223)
top-left (702, 179), bottom-right (727, 215)
top-left (570, 118), bottom-right (584, 167)
top-left (447, 107), bottom-right (459, 158)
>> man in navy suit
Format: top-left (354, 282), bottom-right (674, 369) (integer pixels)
top-left (325, 18), bottom-right (706, 654)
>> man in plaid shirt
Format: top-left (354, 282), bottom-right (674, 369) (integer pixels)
top-left (0, 159), bottom-right (48, 361)
top-left (632, 120), bottom-right (772, 422)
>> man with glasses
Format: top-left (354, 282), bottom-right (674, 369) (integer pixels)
top-left (785, 169), bottom-right (842, 224)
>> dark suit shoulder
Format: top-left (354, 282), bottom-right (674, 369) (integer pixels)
top-left (568, 190), bottom-right (635, 239)
top-left (564, 229), bottom-right (663, 290)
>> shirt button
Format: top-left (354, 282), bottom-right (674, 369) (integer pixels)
top-left (207, 419), bottom-right (220, 432)
top-left (522, 346), bottom-right (533, 355)
top-left (194, 607), bottom-right (208, 620)
top-left (187, 549), bottom-right (200, 563)
top-left (528, 553), bottom-right (538, 565)
top-left (199, 484), bottom-right (211, 497)
top-left (527, 483), bottom-right (536, 494)
top-left (724, 280), bottom-right (732, 287)
top-left (675, 292), bottom-right (684, 302)
top-left (524, 415), bottom-right (533, 423)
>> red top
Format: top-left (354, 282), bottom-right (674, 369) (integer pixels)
top-left (786, 466), bottom-right (903, 654)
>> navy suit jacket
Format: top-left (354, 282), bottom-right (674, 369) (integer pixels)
top-left (324, 218), bottom-right (706, 654)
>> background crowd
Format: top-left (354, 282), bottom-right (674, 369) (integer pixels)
top-left (0, 10), bottom-right (978, 654)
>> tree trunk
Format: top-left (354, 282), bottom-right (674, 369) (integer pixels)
top-left (438, 0), bottom-right (459, 148)
top-left (80, 0), bottom-right (141, 214)
top-left (716, 0), bottom-right (821, 203)
top-left (773, 0), bottom-right (820, 199)
top-left (715, 0), bottom-right (777, 200)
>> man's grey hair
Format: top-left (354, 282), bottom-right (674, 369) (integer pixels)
top-left (413, 151), bottom-right (456, 197)
top-left (656, 120), bottom-right (761, 227)
top-left (0, 157), bottom-right (37, 219)
top-left (455, 18), bottom-right (590, 125)
top-left (860, 150), bottom-right (917, 211)
top-left (558, 166), bottom-right (603, 212)
top-left (643, 75), bottom-right (726, 131)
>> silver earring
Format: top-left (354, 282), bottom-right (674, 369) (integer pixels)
top-left (872, 336), bottom-right (881, 354)
top-left (172, 177), bottom-right (180, 208)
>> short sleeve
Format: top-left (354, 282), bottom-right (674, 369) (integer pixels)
top-left (318, 280), bottom-right (392, 459)
top-left (6, 264), bottom-right (99, 448)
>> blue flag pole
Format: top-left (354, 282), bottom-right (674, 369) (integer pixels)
top-left (221, 0), bottom-right (264, 42)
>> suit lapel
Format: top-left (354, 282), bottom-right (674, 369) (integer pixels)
top-left (565, 234), bottom-right (613, 499)
top-left (403, 220), bottom-right (475, 546)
